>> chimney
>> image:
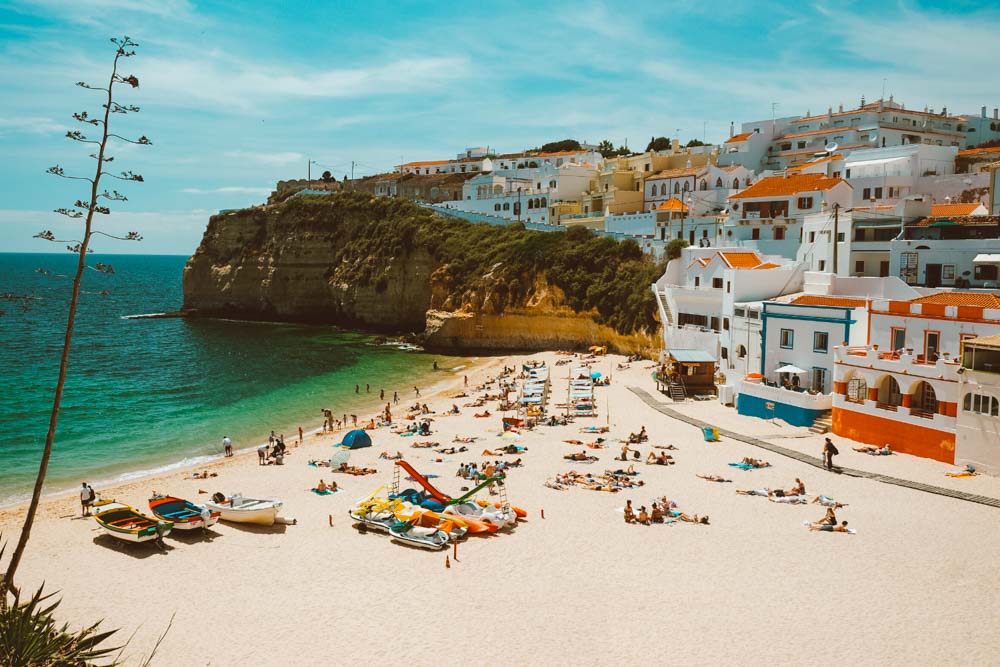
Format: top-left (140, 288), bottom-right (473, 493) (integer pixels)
top-left (860, 95), bottom-right (866, 107)
top-left (942, 106), bottom-right (947, 116)
top-left (673, 133), bottom-right (680, 155)
top-left (994, 108), bottom-right (998, 120)
top-left (729, 121), bottom-right (735, 138)
top-left (806, 109), bottom-right (811, 118)
top-left (838, 104), bottom-right (844, 113)
top-left (828, 106), bottom-right (833, 117)
top-left (982, 106), bottom-right (988, 118)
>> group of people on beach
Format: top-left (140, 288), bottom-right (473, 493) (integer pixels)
top-left (624, 498), bottom-right (708, 525)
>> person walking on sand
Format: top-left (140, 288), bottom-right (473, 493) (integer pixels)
top-left (393, 391), bottom-right (399, 405)
top-left (298, 426), bottom-right (303, 444)
top-left (257, 444), bottom-right (267, 465)
top-left (464, 375), bottom-right (468, 387)
top-left (223, 435), bottom-right (233, 457)
top-left (80, 482), bottom-right (94, 516)
top-left (822, 437), bottom-right (839, 470)
top-left (414, 386), bottom-right (420, 397)
top-left (380, 388), bottom-right (385, 401)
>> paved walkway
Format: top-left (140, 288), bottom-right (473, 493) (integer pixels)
top-left (629, 386), bottom-right (1000, 509)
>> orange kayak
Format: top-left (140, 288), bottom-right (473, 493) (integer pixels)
top-left (475, 500), bottom-right (526, 519)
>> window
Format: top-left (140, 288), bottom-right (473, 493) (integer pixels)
top-left (924, 331), bottom-right (940, 360)
top-left (837, 232), bottom-right (845, 242)
top-left (818, 260), bottom-right (826, 271)
top-left (700, 179), bottom-right (707, 190)
top-left (797, 197), bottom-right (813, 209)
top-left (855, 260), bottom-right (865, 274)
top-left (711, 316), bottom-right (720, 331)
top-left (733, 178), bottom-right (740, 189)
top-left (812, 367), bottom-right (827, 393)
top-left (846, 377), bottom-right (867, 403)
top-left (751, 228), bottom-right (760, 240)
top-left (748, 310), bottom-right (759, 320)
top-left (780, 329), bottom-right (794, 349)
top-left (660, 183), bottom-right (667, 196)
top-left (862, 187), bottom-right (871, 200)
top-left (874, 187), bottom-right (883, 199)
top-left (694, 277), bottom-right (700, 287)
top-left (726, 281), bottom-right (731, 293)
top-left (891, 327), bottom-right (905, 352)
top-left (716, 177), bottom-right (723, 188)
top-left (975, 264), bottom-right (998, 281)
top-left (774, 226), bottom-right (785, 240)
top-left (723, 318), bottom-right (730, 331)
top-left (683, 181), bottom-right (690, 192)
top-left (964, 393), bottom-right (1000, 416)
top-left (942, 265), bottom-right (955, 282)
top-left (674, 182), bottom-right (680, 194)
top-left (813, 331), bottom-right (829, 352)
top-left (734, 307), bottom-right (746, 317)
top-left (809, 231), bottom-right (816, 243)
top-left (712, 278), bottom-right (724, 289)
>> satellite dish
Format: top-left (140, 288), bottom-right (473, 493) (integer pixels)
top-left (826, 142), bottom-right (839, 154)
top-left (869, 133), bottom-right (879, 145)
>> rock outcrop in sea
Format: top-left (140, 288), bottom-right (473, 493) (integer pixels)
top-left (182, 193), bottom-right (662, 355)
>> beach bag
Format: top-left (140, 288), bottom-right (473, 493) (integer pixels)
top-left (829, 444), bottom-right (839, 455)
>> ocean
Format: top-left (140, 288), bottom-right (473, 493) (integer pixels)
top-left (0, 253), bottom-right (461, 506)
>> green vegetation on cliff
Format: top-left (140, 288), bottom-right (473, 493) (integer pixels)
top-left (210, 192), bottom-right (664, 335)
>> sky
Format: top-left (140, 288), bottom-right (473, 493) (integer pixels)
top-left (0, 0), bottom-right (998, 255)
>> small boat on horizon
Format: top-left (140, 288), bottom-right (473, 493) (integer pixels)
top-left (93, 499), bottom-right (173, 544)
top-left (148, 493), bottom-right (220, 530)
top-left (203, 492), bottom-right (283, 526)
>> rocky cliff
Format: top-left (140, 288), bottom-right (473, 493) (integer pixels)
top-left (182, 193), bottom-right (662, 355)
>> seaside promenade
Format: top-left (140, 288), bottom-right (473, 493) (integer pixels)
top-left (1, 351), bottom-right (997, 666)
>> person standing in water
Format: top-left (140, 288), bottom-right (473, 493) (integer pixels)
top-left (80, 482), bottom-right (94, 516)
top-left (222, 435), bottom-right (233, 457)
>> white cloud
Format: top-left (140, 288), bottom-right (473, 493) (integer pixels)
top-left (136, 54), bottom-right (471, 112)
top-left (16, 0), bottom-right (195, 22)
top-left (181, 186), bottom-right (272, 195)
top-left (223, 150), bottom-right (304, 166)
top-left (0, 116), bottom-right (70, 137)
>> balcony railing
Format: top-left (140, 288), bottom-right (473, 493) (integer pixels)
top-left (909, 408), bottom-right (935, 419)
top-left (875, 402), bottom-right (898, 412)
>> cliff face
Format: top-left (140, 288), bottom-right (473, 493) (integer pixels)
top-left (183, 193), bottom-right (661, 355)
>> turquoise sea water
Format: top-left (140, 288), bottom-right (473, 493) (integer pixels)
top-left (0, 253), bottom-right (460, 505)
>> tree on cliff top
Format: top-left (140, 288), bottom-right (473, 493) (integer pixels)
top-left (538, 139), bottom-right (581, 153)
top-left (3, 37), bottom-right (148, 595)
top-left (646, 136), bottom-right (671, 152)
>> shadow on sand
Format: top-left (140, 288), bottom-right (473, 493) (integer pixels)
top-left (92, 533), bottom-right (174, 558)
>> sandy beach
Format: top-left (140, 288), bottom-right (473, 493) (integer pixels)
top-left (2, 350), bottom-right (999, 666)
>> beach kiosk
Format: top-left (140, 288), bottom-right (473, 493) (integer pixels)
top-left (657, 349), bottom-right (717, 399)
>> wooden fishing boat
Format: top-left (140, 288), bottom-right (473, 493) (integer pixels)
top-left (93, 499), bottom-right (173, 543)
top-left (148, 494), bottom-right (220, 530)
top-left (203, 493), bottom-right (282, 526)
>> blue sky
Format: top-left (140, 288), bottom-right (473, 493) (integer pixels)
top-left (1, 0), bottom-right (998, 255)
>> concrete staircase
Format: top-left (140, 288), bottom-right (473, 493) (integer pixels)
top-left (808, 411), bottom-right (833, 434)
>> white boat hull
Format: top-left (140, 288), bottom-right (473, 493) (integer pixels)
top-left (205, 497), bottom-right (282, 526)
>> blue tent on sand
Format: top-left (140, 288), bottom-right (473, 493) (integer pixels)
top-left (340, 429), bottom-right (372, 449)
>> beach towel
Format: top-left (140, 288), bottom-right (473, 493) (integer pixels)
top-left (310, 488), bottom-right (342, 496)
top-left (728, 462), bottom-right (755, 470)
top-left (945, 471), bottom-right (978, 478)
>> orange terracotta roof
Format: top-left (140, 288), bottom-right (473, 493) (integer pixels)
top-left (647, 166), bottom-right (702, 180)
top-left (958, 146), bottom-right (1000, 157)
top-left (912, 214), bottom-right (999, 227)
top-left (656, 197), bottom-right (689, 212)
top-left (398, 160), bottom-right (451, 167)
top-left (688, 257), bottom-right (711, 269)
top-left (911, 292), bottom-right (1000, 308)
top-left (725, 132), bottom-right (753, 144)
top-left (788, 154), bottom-right (843, 172)
top-left (753, 262), bottom-right (781, 270)
top-left (730, 172), bottom-right (849, 199)
top-left (792, 295), bottom-right (867, 308)
top-left (718, 251), bottom-right (763, 269)
top-left (930, 203), bottom-right (986, 217)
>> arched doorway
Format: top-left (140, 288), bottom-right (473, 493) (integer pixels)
top-left (846, 376), bottom-right (867, 403)
top-left (876, 376), bottom-right (901, 407)
top-left (911, 381), bottom-right (938, 415)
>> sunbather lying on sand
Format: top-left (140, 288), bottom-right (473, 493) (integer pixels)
top-left (653, 444), bottom-right (679, 450)
top-left (191, 470), bottom-right (217, 479)
top-left (611, 464), bottom-right (638, 476)
top-left (586, 442), bottom-right (606, 449)
top-left (453, 436), bottom-right (477, 443)
top-left (564, 451), bottom-right (597, 462)
top-left (337, 463), bottom-right (377, 476)
top-left (769, 495), bottom-right (808, 504)
top-left (808, 520), bottom-right (851, 532)
top-left (307, 459), bottom-right (331, 467)
top-left (742, 457), bottom-right (771, 468)
top-left (411, 441), bottom-right (438, 448)
top-left (435, 446), bottom-right (467, 455)
top-left (474, 411), bottom-right (492, 418)
top-left (854, 444), bottom-right (892, 456)
top-left (563, 439), bottom-right (584, 445)
top-left (580, 426), bottom-right (610, 433)
top-left (675, 512), bottom-right (709, 525)
top-left (736, 488), bottom-right (772, 497)
top-left (378, 451), bottom-right (403, 460)
top-left (646, 452), bottom-right (674, 465)
top-left (811, 495), bottom-right (848, 508)
top-left (697, 474), bottom-right (731, 483)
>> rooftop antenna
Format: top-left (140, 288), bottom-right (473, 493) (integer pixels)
top-left (881, 78), bottom-right (887, 102)
top-left (771, 102), bottom-right (779, 132)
